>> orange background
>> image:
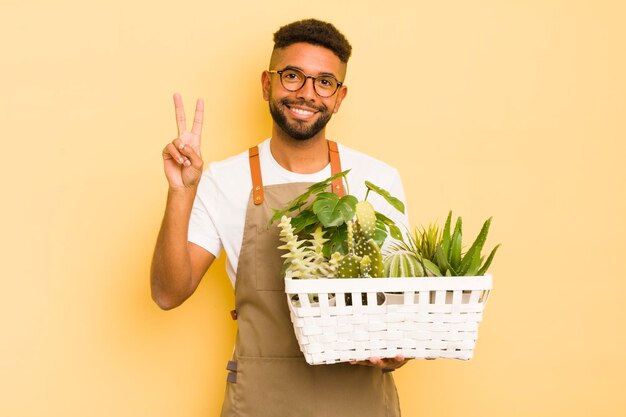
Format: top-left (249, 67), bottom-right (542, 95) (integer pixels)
top-left (2, 1), bottom-right (625, 416)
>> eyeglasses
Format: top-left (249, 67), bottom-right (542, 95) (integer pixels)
top-left (268, 68), bottom-right (343, 98)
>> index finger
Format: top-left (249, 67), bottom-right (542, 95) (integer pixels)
top-left (173, 92), bottom-right (187, 135)
top-left (191, 98), bottom-right (204, 137)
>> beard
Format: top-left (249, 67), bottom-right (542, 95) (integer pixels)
top-left (269, 97), bottom-right (333, 141)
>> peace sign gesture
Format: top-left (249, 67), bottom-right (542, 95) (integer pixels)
top-left (162, 93), bottom-right (205, 189)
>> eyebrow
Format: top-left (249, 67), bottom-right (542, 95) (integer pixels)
top-left (282, 65), bottom-right (339, 79)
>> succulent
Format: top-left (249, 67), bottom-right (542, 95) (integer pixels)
top-left (433, 211), bottom-right (500, 276)
top-left (337, 221), bottom-right (362, 278)
top-left (382, 250), bottom-right (424, 277)
top-left (411, 223), bottom-right (442, 262)
top-left (382, 239), bottom-right (442, 277)
top-left (278, 217), bottom-right (336, 279)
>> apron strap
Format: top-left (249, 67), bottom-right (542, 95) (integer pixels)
top-left (328, 140), bottom-right (345, 197)
top-left (249, 146), bottom-right (265, 205)
top-left (249, 140), bottom-right (345, 205)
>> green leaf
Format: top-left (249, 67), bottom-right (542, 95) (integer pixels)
top-left (375, 211), bottom-right (395, 226)
top-left (269, 208), bottom-right (284, 226)
top-left (422, 258), bottom-right (442, 277)
top-left (459, 217), bottom-right (492, 275)
top-left (388, 224), bottom-right (403, 240)
top-left (465, 249), bottom-right (482, 276)
top-left (312, 193), bottom-right (358, 228)
top-left (364, 181), bottom-right (405, 214)
top-left (442, 211), bottom-right (452, 258)
top-left (323, 225), bottom-right (348, 258)
top-left (372, 219), bottom-right (389, 248)
top-left (435, 246), bottom-right (451, 275)
top-left (291, 209), bottom-right (318, 234)
top-left (375, 212), bottom-right (403, 241)
top-left (306, 169), bottom-right (350, 195)
top-left (477, 244), bottom-right (501, 276)
top-left (450, 217), bottom-right (463, 270)
top-left (268, 196), bottom-right (308, 226)
top-left (268, 170), bottom-right (351, 226)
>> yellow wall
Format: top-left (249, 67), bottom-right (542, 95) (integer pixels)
top-left (2, 1), bottom-right (625, 416)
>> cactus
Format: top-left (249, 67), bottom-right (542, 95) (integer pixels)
top-left (355, 201), bottom-right (377, 240)
top-left (360, 255), bottom-right (372, 278)
top-left (383, 251), bottom-right (424, 277)
top-left (353, 201), bottom-right (384, 277)
top-left (337, 220), bottom-right (384, 278)
top-left (355, 237), bottom-right (383, 277)
top-left (337, 221), bottom-right (362, 278)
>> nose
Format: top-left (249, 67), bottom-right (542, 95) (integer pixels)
top-left (296, 76), bottom-right (317, 101)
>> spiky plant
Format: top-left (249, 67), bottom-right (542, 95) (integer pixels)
top-left (411, 223), bottom-right (442, 262)
top-left (383, 212), bottom-right (500, 277)
top-left (278, 217), bottom-right (336, 279)
top-left (432, 211), bottom-right (500, 276)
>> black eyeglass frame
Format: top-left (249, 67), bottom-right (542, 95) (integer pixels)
top-left (267, 68), bottom-right (344, 98)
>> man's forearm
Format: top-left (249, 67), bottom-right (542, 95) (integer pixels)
top-left (150, 187), bottom-right (197, 309)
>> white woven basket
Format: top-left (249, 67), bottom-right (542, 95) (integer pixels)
top-left (284, 275), bottom-right (492, 365)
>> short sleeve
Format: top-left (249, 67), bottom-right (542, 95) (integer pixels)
top-left (187, 168), bottom-right (223, 258)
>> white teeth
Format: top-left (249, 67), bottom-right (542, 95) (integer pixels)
top-left (291, 107), bottom-right (314, 116)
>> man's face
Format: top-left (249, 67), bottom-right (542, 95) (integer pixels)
top-left (262, 42), bottom-right (348, 141)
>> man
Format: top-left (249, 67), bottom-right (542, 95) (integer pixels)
top-left (151, 19), bottom-right (409, 417)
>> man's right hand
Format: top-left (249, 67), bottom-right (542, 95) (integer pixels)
top-left (162, 93), bottom-right (204, 189)
top-left (152, 93), bottom-right (215, 310)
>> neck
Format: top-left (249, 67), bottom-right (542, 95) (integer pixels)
top-left (269, 127), bottom-right (330, 174)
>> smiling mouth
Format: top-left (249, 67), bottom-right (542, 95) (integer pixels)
top-left (283, 100), bottom-right (323, 119)
top-left (288, 106), bottom-right (316, 117)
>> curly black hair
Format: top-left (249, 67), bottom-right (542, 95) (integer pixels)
top-left (273, 19), bottom-right (352, 63)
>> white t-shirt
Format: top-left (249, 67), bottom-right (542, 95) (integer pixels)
top-left (188, 138), bottom-right (409, 287)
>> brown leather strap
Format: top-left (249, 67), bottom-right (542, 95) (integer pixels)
top-left (249, 146), bottom-right (264, 205)
top-left (249, 141), bottom-right (344, 203)
top-left (328, 140), bottom-right (345, 197)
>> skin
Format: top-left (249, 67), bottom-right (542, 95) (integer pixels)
top-left (151, 42), bottom-right (410, 370)
top-left (261, 42), bottom-right (348, 174)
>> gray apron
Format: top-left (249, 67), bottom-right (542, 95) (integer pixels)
top-left (219, 141), bottom-right (401, 417)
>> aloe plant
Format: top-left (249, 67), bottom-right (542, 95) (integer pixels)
top-left (433, 211), bottom-right (500, 276)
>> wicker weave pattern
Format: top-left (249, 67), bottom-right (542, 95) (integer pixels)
top-left (285, 275), bottom-right (492, 365)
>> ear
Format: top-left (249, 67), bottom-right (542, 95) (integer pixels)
top-left (332, 85), bottom-right (348, 114)
top-left (261, 71), bottom-right (271, 101)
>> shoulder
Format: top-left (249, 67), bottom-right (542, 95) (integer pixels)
top-left (338, 143), bottom-right (398, 171)
top-left (336, 142), bottom-right (402, 187)
top-left (201, 139), bottom-right (270, 186)
top-left (196, 143), bottom-right (262, 205)
top-left (336, 142), bottom-right (409, 228)
top-left (205, 148), bottom-right (250, 179)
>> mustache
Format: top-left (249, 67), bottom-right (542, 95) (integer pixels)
top-left (281, 99), bottom-right (327, 113)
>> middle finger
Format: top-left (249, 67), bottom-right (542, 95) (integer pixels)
top-left (173, 93), bottom-right (187, 136)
